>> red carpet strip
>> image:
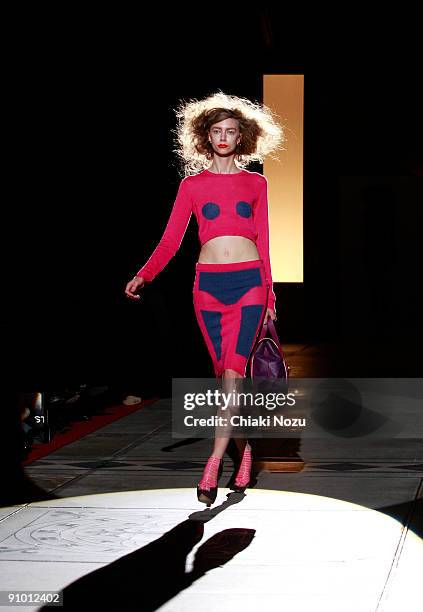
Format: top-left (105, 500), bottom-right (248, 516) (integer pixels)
top-left (22, 397), bottom-right (159, 466)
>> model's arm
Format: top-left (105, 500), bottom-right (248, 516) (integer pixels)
top-left (136, 178), bottom-right (193, 282)
top-left (254, 177), bottom-right (277, 311)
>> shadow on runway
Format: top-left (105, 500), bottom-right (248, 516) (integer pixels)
top-left (40, 517), bottom-right (255, 611)
top-left (377, 496), bottom-right (423, 540)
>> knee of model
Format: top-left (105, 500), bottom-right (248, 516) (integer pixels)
top-left (222, 368), bottom-right (244, 379)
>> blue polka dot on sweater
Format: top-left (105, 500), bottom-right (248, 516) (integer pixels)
top-left (202, 202), bottom-right (220, 220)
top-left (236, 201), bottom-right (252, 218)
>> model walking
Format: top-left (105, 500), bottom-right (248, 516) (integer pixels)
top-left (125, 91), bottom-right (284, 505)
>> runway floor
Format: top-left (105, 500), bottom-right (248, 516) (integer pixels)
top-left (1, 344), bottom-right (422, 611)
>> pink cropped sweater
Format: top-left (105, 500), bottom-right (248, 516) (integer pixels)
top-left (136, 168), bottom-right (276, 310)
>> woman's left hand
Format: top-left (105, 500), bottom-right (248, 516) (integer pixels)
top-left (264, 308), bottom-right (277, 324)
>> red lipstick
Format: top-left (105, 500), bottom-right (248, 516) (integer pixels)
top-left (218, 144), bottom-right (228, 148)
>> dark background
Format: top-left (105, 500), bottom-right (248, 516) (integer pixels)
top-left (4, 6), bottom-right (422, 396)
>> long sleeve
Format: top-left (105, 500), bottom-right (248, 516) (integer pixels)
top-left (254, 177), bottom-right (277, 311)
top-left (136, 178), bottom-right (192, 282)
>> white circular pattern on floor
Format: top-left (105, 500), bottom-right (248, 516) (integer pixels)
top-left (0, 488), bottom-right (421, 612)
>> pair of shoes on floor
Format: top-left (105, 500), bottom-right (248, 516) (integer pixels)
top-left (231, 444), bottom-right (252, 492)
top-left (197, 456), bottom-right (224, 506)
top-left (123, 395), bottom-right (142, 405)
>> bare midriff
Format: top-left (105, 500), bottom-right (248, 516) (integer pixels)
top-left (197, 235), bottom-right (260, 264)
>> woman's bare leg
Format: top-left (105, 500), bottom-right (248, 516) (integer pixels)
top-left (233, 436), bottom-right (251, 454)
top-left (197, 369), bottom-right (252, 502)
top-left (210, 368), bottom-right (249, 459)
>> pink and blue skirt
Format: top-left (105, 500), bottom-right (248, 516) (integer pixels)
top-left (193, 259), bottom-right (268, 378)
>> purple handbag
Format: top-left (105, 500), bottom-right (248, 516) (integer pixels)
top-left (249, 319), bottom-right (289, 391)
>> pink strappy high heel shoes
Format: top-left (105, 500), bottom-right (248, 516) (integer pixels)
top-left (232, 444), bottom-right (252, 492)
top-left (197, 455), bottom-right (224, 506)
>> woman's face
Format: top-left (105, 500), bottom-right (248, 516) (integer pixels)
top-left (208, 118), bottom-right (241, 155)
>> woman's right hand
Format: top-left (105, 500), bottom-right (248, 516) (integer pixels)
top-left (125, 276), bottom-right (145, 300)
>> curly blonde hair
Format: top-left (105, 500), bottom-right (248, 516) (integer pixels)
top-left (172, 91), bottom-right (285, 177)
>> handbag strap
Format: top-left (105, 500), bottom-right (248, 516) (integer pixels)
top-left (257, 318), bottom-right (282, 350)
